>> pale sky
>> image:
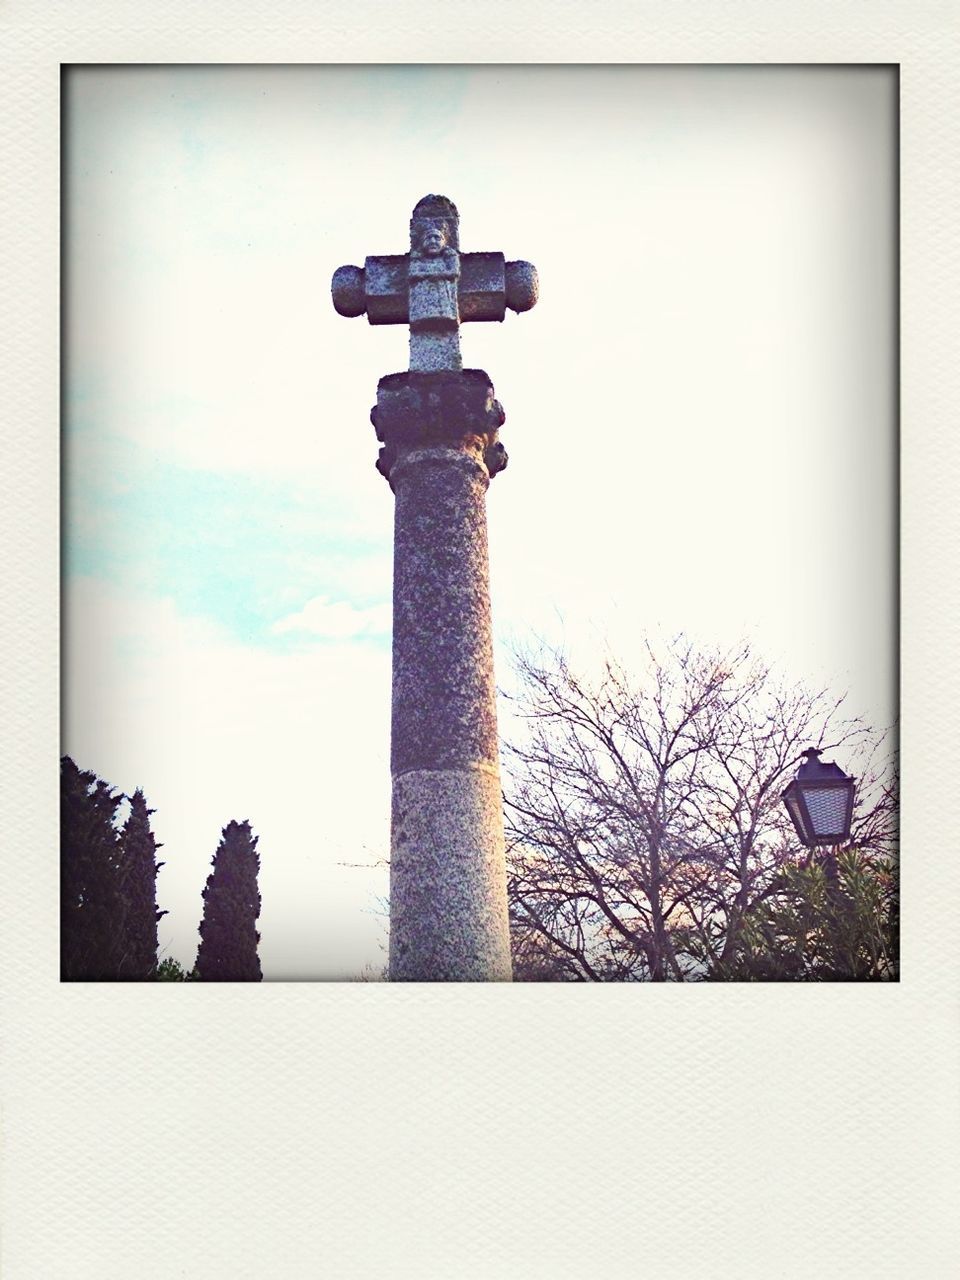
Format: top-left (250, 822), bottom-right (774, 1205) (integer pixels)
top-left (63, 64), bottom-right (897, 979)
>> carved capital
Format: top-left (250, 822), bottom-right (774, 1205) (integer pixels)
top-left (483, 440), bottom-right (509, 478)
top-left (370, 369), bottom-right (508, 484)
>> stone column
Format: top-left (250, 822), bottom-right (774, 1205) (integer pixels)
top-left (373, 369), bottom-right (512, 981)
top-left (333, 195), bottom-right (537, 981)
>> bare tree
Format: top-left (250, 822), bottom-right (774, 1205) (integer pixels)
top-left (502, 638), bottom-right (897, 982)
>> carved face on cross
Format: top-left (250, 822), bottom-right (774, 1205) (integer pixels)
top-left (418, 219), bottom-right (452, 257)
top-left (410, 195), bottom-right (460, 258)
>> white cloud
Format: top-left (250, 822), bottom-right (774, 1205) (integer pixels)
top-left (63, 576), bottom-right (392, 979)
top-left (271, 594), bottom-right (391, 640)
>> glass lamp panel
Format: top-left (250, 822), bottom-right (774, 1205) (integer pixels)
top-left (801, 785), bottom-right (850, 840)
top-left (784, 790), bottom-right (809, 842)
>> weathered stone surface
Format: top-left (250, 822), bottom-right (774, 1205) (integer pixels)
top-left (458, 253), bottom-right (507, 322)
top-left (330, 198), bottom-right (536, 983)
top-left (408, 198), bottom-right (462, 371)
top-left (390, 442), bottom-right (499, 775)
top-left (335, 251), bottom-right (522, 325)
top-left (330, 194), bottom-right (538, 374)
top-left (408, 253), bottom-right (460, 329)
top-left (384, 371), bottom-right (513, 978)
top-left (409, 329), bottom-right (463, 374)
top-left (363, 255), bottom-right (408, 325)
top-left (331, 264), bottom-right (366, 318)
top-left (409, 194), bottom-right (461, 251)
top-left (505, 259), bottom-right (540, 314)
top-left (389, 767), bottom-right (512, 982)
top-left (483, 439), bottom-right (508, 477)
top-left (371, 369), bottom-right (504, 459)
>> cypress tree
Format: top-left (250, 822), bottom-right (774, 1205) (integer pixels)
top-left (195, 820), bottom-right (263, 982)
top-left (117, 789), bottom-right (167, 980)
top-left (61, 755), bottom-right (125, 980)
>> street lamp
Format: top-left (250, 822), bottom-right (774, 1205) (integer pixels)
top-left (781, 747), bottom-right (855, 848)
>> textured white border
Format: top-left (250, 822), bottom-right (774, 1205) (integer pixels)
top-left (2, 4), bottom-right (958, 1277)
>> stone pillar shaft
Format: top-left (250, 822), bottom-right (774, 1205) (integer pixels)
top-left (374, 372), bottom-right (512, 981)
top-left (389, 446), bottom-right (511, 981)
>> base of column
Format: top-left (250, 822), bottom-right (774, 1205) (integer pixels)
top-left (389, 766), bottom-right (513, 982)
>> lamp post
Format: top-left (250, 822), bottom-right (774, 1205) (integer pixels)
top-left (781, 747), bottom-right (857, 973)
top-left (781, 747), bottom-right (856, 850)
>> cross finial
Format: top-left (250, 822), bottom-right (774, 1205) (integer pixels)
top-left (332, 195), bottom-right (538, 373)
top-left (410, 194), bottom-right (460, 251)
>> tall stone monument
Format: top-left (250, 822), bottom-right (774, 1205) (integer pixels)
top-left (332, 195), bottom-right (538, 981)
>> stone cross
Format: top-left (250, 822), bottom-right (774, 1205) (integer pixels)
top-left (332, 194), bottom-right (538, 373)
top-left (332, 196), bottom-right (539, 981)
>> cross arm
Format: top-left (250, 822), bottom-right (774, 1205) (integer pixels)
top-left (332, 252), bottom-right (539, 325)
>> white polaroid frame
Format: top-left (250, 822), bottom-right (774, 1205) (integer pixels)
top-left (2, 4), bottom-right (957, 1276)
